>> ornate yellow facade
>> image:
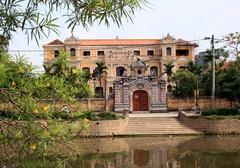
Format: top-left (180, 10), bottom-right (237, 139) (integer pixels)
top-left (43, 34), bottom-right (197, 97)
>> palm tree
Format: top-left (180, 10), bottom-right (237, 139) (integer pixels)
top-left (164, 62), bottom-right (175, 93)
top-left (164, 62), bottom-right (174, 83)
top-left (93, 61), bottom-right (108, 97)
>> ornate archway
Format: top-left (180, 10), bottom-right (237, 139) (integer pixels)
top-left (132, 90), bottom-right (149, 111)
top-left (114, 58), bottom-right (167, 113)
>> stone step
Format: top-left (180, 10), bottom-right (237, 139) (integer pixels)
top-left (119, 131), bottom-right (200, 135)
top-left (125, 128), bottom-right (196, 132)
top-left (125, 126), bottom-right (192, 129)
top-left (120, 130), bottom-right (199, 133)
top-left (128, 118), bottom-right (179, 120)
top-left (120, 116), bottom-right (202, 135)
top-left (127, 122), bottom-right (186, 125)
top-left (125, 128), bottom-right (195, 131)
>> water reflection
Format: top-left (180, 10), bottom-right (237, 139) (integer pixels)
top-left (1, 136), bottom-right (240, 167)
top-left (74, 136), bottom-right (240, 168)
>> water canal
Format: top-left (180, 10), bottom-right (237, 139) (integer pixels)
top-left (1, 136), bottom-right (240, 167)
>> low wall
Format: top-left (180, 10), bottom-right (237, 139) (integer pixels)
top-left (167, 97), bottom-right (238, 111)
top-left (80, 118), bottom-right (129, 137)
top-left (0, 98), bottom-right (114, 112)
top-left (0, 118), bottom-right (128, 137)
top-left (179, 111), bottom-right (240, 134)
top-left (0, 97), bottom-right (238, 112)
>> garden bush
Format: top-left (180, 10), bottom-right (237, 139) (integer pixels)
top-left (0, 109), bottom-right (123, 121)
top-left (98, 112), bottom-right (122, 120)
top-left (76, 111), bottom-right (123, 121)
top-left (202, 108), bottom-right (240, 116)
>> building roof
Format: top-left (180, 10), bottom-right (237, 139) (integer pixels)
top-left (176, 38), bottom-right (198, 47)
top-left (43, 37), bottom-right (197, 47)
top-left (79, 39), bottom-right (161, 46)
top-left (46, 39), bottom-right (64, 45)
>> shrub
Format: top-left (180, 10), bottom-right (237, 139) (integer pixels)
top-left (0, 110), bottom-right (19, 120)
top-left (98, 112), bottom-right (122, 120)
top-left (52, 111), bottom-right (70, 120)
top-left (83, 111), bottom-right (97, 121)
top-left (202, 108), bottom-right (240, 116)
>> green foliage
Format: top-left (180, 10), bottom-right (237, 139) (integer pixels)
top-left (202, 108), bottom-right (240, 116)
top-left (0, 49), bottom-right (94, 154)
top-left (0, 0), bottom-right (147, 46)
top-left (75, 111), bottom-right (123, 121)
top-left (59, 111), bottom-right (123, 121)
top-left (164, 62), bottom-right (174, 82)
top-left (187, 60), bottom-right (202, 75)
top-left (98, 112), bottom-right (122, 120)
top-left (202, 48), bottom-right (229, 66)
top-left (0, 50), bottom-right (92, 117)
top-left (43, 51), bottom-right (92, 99)
top-left (200, 71), bottom-right (212, 96)
top-left (204, 115), bottom-right (240, 120)
top-left (172, 70), bottom-right (196, 97)
top-left (216, 64), bottom-right (240, 102)
top-left (0, 0), bottom-right (59, 46)
top-left (93, 61), bottom-right (108, 96)
top-left (93, 61), bottom-right (108, 79)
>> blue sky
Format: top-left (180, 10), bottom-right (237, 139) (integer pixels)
top-left (8, 0), bottom-right (240, 71)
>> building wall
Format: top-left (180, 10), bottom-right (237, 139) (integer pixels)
top-left (1, 98), bottom-right (237, 113)
top-left (43, 35), bottom-right (196, 95)
top-left (167, 97), bottom-right (238, 111)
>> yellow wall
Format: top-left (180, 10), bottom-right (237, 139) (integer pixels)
top-left (43, 38), bottom-right (196, 94)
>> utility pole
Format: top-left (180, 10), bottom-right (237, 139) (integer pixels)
top-left (211, 35), bottom-right (216, 111)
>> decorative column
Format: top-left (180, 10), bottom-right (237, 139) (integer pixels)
top-left (123, 82), bottom-right (130, 111)
top-left (159, 80), bottom-right (167, 105)
top-left (114, 82), bottom-right (123, 112)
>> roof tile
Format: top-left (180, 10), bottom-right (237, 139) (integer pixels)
top-left (47, 39), bottom-right (64, 45)
top-left (79, 39), bottom-right (161, 46)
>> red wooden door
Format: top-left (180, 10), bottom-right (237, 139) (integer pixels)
top-left (133, 90), bottom-right (149, 111)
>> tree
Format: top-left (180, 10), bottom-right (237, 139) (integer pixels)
top-left (223, 32), bottom-right (240, 58)
top-left (172, 70), bottom-right (196, 97)
top-left (93, 61), bottom-right (108, 88)
top-left (200, 70), bottom-right (212, 96)
top-left (164, 62), bottom-right (174, 82)
top-left (43, 51), bottom-right (92, 99)
top-left (0, 0), bottom-right (147, 47)
top-left (186, 60), bottom-right (195, 73)
top-left (0, 0), bottom-right (147, 162)
top-left (187, 60), bottom-right (202, 76)
top-left (0, 50), bottom-right (93, 155)
top-left (93, 61), bottom-right (108, 98)
top-left (201, 48), bottom-right (229, 68)
top-left (43, 51), bottom-right (70, 77)
top-left (216, 63), bottom-right (240, 108)
top-left (164, 62), bottom-right (174, 92)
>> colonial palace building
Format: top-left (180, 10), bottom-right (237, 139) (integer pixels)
top-left (43, 34), bottom-right (197, 112)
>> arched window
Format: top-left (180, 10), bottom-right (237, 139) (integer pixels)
top-left (95, 87), bottom-right (103, 98)
top-left (150, 66), bottom-right (158, 77)
top-left (82, 67), bottom-right (90, 73)
top-left (116, 67), bottom-right (125, 77)
top-left (54, 50), bottom-right (59, 57)
top-left (166, 47), bottom-right (172, 56)
top-left (70, 48), bottom-right (76, 56)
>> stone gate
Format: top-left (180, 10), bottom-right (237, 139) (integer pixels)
top-left (113, 58), bottom-right (167, 113)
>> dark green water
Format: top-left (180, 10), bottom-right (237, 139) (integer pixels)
top-left (1, 136), bottom-right (240, 167)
